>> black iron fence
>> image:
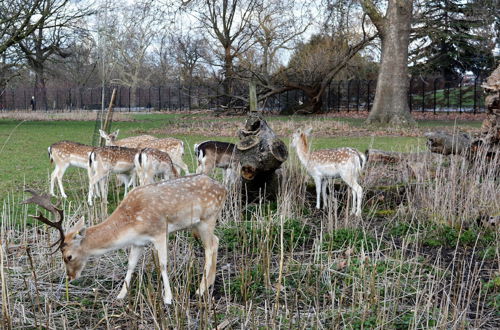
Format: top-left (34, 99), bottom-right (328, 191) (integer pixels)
top-left (0, 76), bottom-right (488, 113)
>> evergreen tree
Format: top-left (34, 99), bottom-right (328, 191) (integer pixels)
top-left (411, 0), bottom-right (498, 80)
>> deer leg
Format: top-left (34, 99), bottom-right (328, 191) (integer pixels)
top-left (117, 245), bottom-right (144, 300)
top-left (321, 178), bottom-right (328, 208)
top-left (341, 173), bottom-right (363, 216)
top-left (193, 220), bottom-right (218, 296)
top-left (313, 176), bottom-right (322, 209)
top-left (52, 163), bottom-right (69, 198)
top-left (153, 234), bottom-right (173, 305)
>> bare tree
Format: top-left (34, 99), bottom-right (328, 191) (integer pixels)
top-left (0, 0), bottom-right (48, 55)
top-left (16, 0), bottom-right (91, 109)
top-left (106, 1), bottom-right (164, 107)
top-left (250, 1), bottom-right (375, 114)
top-left (195, 0), bottom-right (260, 107)
top-left (360, 0), bottom-right (416, 125)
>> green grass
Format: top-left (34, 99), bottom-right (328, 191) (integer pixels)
top-left (0, 113), bottom-right (432, 194)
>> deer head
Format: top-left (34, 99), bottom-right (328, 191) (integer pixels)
top-left (22, 189), bottom-right (90, 280)
top-left (99, 129), bottom-right (120, 146)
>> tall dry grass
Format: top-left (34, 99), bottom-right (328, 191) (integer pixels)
top-left (0, 147), bottom-right (498, 328)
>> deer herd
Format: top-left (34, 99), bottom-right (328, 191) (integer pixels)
top-left (25, 127), bottom-right (367, 306)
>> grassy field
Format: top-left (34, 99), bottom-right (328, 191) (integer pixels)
top-left (0, 111), bottom-right (498, 328)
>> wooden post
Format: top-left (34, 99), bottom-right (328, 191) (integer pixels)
top-left (100, 88), bottom-right (117, 147)
top-left (249, 81), bottom-right (257, 112)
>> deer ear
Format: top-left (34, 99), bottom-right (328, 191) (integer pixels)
top-left (99, 129), bottom-right (107, 138)
top-left (304, 127), bottom-right (313, 135)
top-left (70, 217), bottom-right (86, 234)
top-left (113, 129), bottom-right (120, 137)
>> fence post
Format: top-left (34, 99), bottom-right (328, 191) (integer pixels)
top-left (473, 76), bottom-right (478, 114)
top-left (421, 80), bottom-right (425, 112)
top-left (356, 80), bottom-right (360, 111)
top-left (408, 77), bottom-right (413, 112)
top-left (158, 86), bottom-right (161, 110)
top-left (366, 80), bottom-right (371, 111)
top-left (433, 78), bottom-right (438, 114)
top-left (458, 76), bottom-right (463, 113)
top-left (337, 81), bottom-right (342, 111)
top-left (347, 80), bottom-right (351, 111)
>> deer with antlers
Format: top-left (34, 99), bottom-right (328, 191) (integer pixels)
top-left (134, 148), bottom-right (179, 185)
top-left (48, 141), bottom-right (95, 198)
top-left (23, 174), bottom-right (227, 305)
top-left (100, 130), bottom-right (190, 176)
top-left (291, 128), bottom-right (366, 216)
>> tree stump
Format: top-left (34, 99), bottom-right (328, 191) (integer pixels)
top-left (237, 113), bottom-right (288, 200)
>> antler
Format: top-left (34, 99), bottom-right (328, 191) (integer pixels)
top-left (21, 189), bottom-right (66, 252)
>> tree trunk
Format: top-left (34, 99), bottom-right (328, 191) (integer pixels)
top-left (365, 0), bottom-right (415, 126)
top-left (34, 65), bottom-right (48, 111)
top-left (237, 113), bottom-right (288, 200)
top-left (223, 46), bottom-right (233, 107)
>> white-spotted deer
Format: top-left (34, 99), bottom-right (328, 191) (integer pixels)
top-left (48, 141), bottom-right (95, 198)
top-left (134, 148), bottom-right (179, 185)
top-left (100, 130), bottom-right (189, 176)
top-left (22, 175), bottom-right (227, 305)
top-left (99, 129), bottom-right (156, 148)
top-left (291, 128), bottom-right (366, 216)
top-left (194, 141), bottom-right (239, 184)
top-left (140, 138), bottom-right (190, 176)
top-left (87, 146), bottom-right (137, 205)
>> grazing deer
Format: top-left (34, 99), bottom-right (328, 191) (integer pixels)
top-left (22, 175), bottom-right (227, 305)
top-left (48, 141), bottom-right (95, 199)
top-left (291, 128), bottom-right (366, 216)
top-left (100, 130), bottom-right (190, 176)
top-left (194, 141), bottom-right (239, 184)
top-left (99, 129), bottom-right (156, 148)
top-left (134, 148), bottom-right (179, 185)
top-left (87, 146), bottom-right (137, 205)
top-left (140, 138), bottom-right (190, 176)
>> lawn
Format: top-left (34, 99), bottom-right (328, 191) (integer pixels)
top-left (0, 111), bottom-right (498, 329)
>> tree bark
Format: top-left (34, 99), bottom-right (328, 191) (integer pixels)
top-left (237, 113), bottom-right (288, 200)
top-left (362, 0), bottom-right (416, 126)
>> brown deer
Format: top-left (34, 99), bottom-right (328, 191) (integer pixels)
top-left (22, 175), bottom-right (226, 305)
top-left (291, 128), bottom-right (366, 215)
top-left (99, 129), bottom-right (156, 148)
top-left (134, 148), bottom-right (179, 185)
top-left (48, 141), bottom-right (95, 199)
top-left (100, 130), bottom-right (189, 176)
top-left (194, 141), bottom-right (239, 184)
top-left (87, 146), bottom-right (138, 205)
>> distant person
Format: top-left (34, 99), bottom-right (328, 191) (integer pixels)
top-left (30, 96), bottom-right (36, 111)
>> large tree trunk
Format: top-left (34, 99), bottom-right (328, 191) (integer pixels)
top-left (237, 113), bottom-right (288, 200)
top-left (364, 0), bottom-right (415, 126)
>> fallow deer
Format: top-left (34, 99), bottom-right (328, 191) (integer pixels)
top-left (22, 175), bottom-right (227, 305)
top-left (194, 141), bottom-right (239, 184)
top-left (100, 130), bottom-right (190, 176)
top-left (134, 148), bottom-right (179, 185)
top-left (48, 141), bottom-right (95, 198)
top-left (291, 128), bottom-right (366, 216)
top-left (139, 138), bottom-right (190, 176)
top-left (99, 129), bottom-right (156, 148)
top-left (87, 146), bottom-right (137, 205)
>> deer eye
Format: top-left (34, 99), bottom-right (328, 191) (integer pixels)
top-left (66, 255), bottom-right (73, 262)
